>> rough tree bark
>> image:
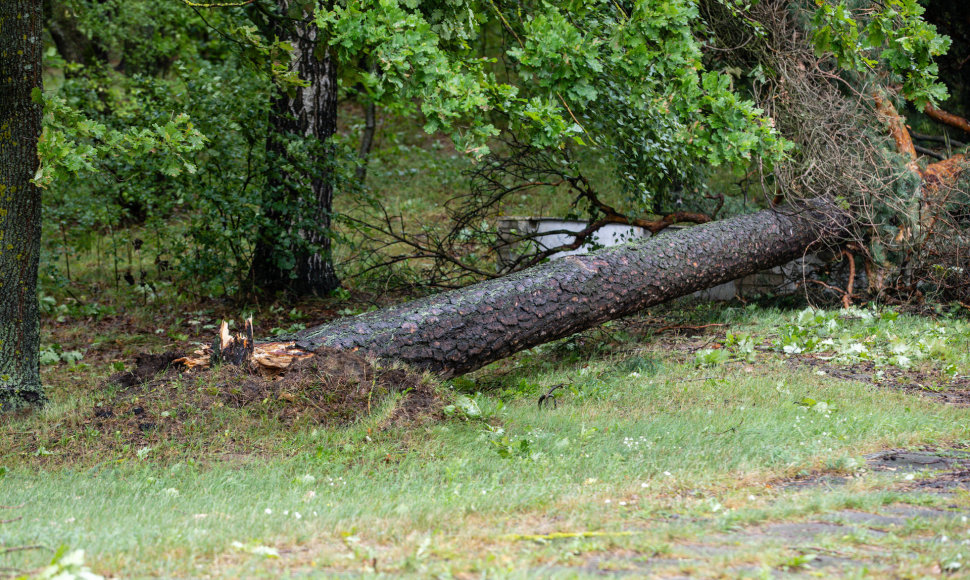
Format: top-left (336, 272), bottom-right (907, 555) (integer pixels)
top-left (250, 1), bottom-right (340, 296)
top-left (194, 202), bottom-right (849, 378)
top-left (0, 0), bottom-right (46, 411)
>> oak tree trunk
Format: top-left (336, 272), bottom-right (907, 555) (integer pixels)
top-left (287, 203), bottom-right (847, 377)
top-left (251, 1), bottom-right (340, 296)
top-left (0, 0), bottom-right (46, 411)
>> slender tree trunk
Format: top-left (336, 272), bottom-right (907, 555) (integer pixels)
top-left (356, 100), bottom-right (376, 182)
top-left (281, 203), bottom-right (848, 377)
top-left (42, 0), bottom-right (107, 67)
top-left (251, 1), bottom-right (340, 296)
top-left (0, 0), bottom-right (46, 411)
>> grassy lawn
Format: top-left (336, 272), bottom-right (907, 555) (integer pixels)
top-left (4, 301), bottom-right (970, 578)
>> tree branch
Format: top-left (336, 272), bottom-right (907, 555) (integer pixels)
top-left (924, 103), bottom-right (970, 136)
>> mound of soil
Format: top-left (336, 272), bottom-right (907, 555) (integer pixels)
top-left (85, 346), bottom-right (443, 451)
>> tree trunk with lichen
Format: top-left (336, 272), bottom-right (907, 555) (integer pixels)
top-left (277, 203), bottom-right (847, 377)
top-left (0, 0), bottom-right (45, 411)
top-left (250, 0), bottom-right (340, 296)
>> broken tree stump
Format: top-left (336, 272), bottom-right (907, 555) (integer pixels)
top-left (211, 318), bottom-right (254, 367)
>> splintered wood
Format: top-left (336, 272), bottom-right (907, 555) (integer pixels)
top-left (173, 318), bottom-right (312, 377)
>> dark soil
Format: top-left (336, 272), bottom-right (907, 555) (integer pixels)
top-left (789, 356), bottom-right (970, 405)
top-left (10, 347), bottom-right (442, 462)
top-left (107, 345), bottom-right (439, 426)
top-left (110, 351), bottom-right (187, 388)
top-left (780, 447), bottom-right (970, 491)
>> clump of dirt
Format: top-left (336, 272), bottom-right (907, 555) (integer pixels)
top-left (109, 351), bottom-right (187, 388)
top-left (15, 347), bottom-right (443, 460)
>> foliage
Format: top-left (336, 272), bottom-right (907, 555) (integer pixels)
top-left (34, 547), bottom-right (104, 580)
top-left (799, 0), bottom-right (964, 297)
top-left (442, 394), bottom-right (484, 420)
top-left (36, 94), bottom-right (205, 188)
top-left (694, 347), bottom-right (731, 367)
top-left (462, 0), bottom-right (791, 215)
top-left (38, 3), bottom-right (273, 297)
top-left (317, 0), bottom-right (501, 155)
top-left (774, 306), bottom-right (963, 372)
top-left (38, 344), bottom-right (84, 367)
top-left (810, 0), bottom-right (951, 107)
top-left (703, 0), bottom-right (964, 302)
top-left (33, 0), bottom-right (960, 299)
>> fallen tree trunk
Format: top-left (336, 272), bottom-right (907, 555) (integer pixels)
top-left (182, 203), bottom-right (848, 377)
top-left (275, 202), bottom-right (845, 377)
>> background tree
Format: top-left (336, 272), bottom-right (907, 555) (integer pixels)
top-left (249, 1), bottom-right (341, 295)
top-left (1, 0), bottom-right (45, 411)
top-left (30, 1), bottom-right (963, 301)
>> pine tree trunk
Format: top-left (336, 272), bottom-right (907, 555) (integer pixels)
top-left (287, 203), bottom-right (848, 377)
top-left (251, 1), bottom-right (340, 296)
top-left (0, 0), bottom-right (46, 411)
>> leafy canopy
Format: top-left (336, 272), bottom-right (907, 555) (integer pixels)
top-left (34, 0), bottom-right (954, 296)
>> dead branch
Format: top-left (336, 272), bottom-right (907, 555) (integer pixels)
top-left (575, 175), bottom-right (711, 233)
top-left (0, 545), bottom-right (44, 555)
top-left (653, 323), bottom-right (726, 334)
top-left (874, 92), bottom-right (920, 175)
top-left (914, 144), bottom-right (946, 161)
top-left (0, 505), bottom-right (43, 580)
top-left (923, 154), bottom-right (968, 194)
top-left (909, 130), bottom-right (967, 150)
top-left (342, 139), bottom-right (718, 289)
top-left (805, 278), bottom-right (849, 299)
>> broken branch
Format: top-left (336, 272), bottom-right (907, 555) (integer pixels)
top-left (924, 103), bottom-right (970, 136)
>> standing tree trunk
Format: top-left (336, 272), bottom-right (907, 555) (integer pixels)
top-left (42, 0), bottom-right (107, 67)
top-left (0, 0), bottom-right (46, 411)
top-left (251, 1), bottom-right (340, 296)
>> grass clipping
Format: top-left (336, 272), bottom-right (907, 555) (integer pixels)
top-left (78, 347), bottom-right (442, 455)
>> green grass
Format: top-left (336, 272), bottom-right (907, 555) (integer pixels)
top-left (17, 80), bottom-right (970, 578)
top-left (5, 303), bottom-right (970, 577)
